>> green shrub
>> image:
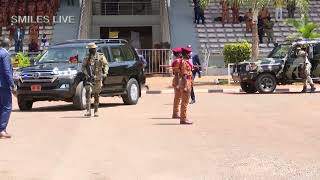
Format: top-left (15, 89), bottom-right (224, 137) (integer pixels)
top-left (223, 42), bottom-right (252, 64)
top-left (15, 52), bottom-right (31, 68)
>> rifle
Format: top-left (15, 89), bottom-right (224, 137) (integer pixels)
top-left (85, 64), bottom-right (95, 86)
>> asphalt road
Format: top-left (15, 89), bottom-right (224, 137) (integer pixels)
top-left (1, 93), bottom-right (320, 180)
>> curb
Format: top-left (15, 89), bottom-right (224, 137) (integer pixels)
top-left (142, 88), bottom-right (318, 94)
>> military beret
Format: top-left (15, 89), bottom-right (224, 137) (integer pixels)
top-left (182, 47), bottom-right (192, 53)
top-left (172, 47), bottom-right (182, 53)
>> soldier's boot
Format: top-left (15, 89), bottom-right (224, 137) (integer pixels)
top-left (94, 104), bottom-right (99, 117)
top-left (311, 84), bottom-right (316, 93)
top-left (94, 94), bottom-right (100, 117)
top-left (85, 101), bottom-right (91, 117)
top-left (84, 107), bottom-right (91, 117)
top-left (180, 119), bottom-right (193, 125)
top-left (301, 86), bottom-right (307, 93)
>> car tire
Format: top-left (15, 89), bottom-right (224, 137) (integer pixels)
top-left (73, 81), bottom-right (86, 110)
top-left (255, 73), bottom-right (277, 94)
top-left (240, 82), bottom-right (257, 93)
top-left (18, 97), bottom-right (33, 111)
top-left (122, 78), bottom-right (140, 105)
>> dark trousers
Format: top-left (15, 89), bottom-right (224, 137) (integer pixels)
top-left (190, 70), bottom-right (200, 101)
top-left (194, 8), bottom-right (205, 24)
top-left (15, 40), bottom-right (23, 52)
top-left (258, 28), bottom-right (264, 44)
top-left (67, 0), bottom-right (74, 5)
top-left (288, 8), bottom-right (295, 18)
top-left (0, 88), bottom-right (12, 132)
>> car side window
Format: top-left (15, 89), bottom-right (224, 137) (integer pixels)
top-left (121, 45), bottom-right (136, 61)
top-left (289, 46), bottom-right (298, 59)
top-left (313, 44), bottom-right (320, 60)
top-left (101, 47), bottom-right (112, 62)
top-left (110, 46), bottom-right (125, 62)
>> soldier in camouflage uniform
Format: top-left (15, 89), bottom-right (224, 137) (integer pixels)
top-left (82, 43), bottom-right (109, 117)
top-left (298, 49), bottom-right (316, 93)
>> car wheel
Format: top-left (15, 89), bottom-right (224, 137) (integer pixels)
top-left (18, 97), bottom-right (33, 111)
top-left (240, 82), bottom-right (257, 93)
top-left (255, 73), bottom-right (277, 94)
top-left (122, 78), bottom-right (140, 105)
top-left (73, 81), bottom-right (86, 110)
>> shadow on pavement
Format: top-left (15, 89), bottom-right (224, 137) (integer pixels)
top-left (12, 103), bottom-right (125, 113)
top-left (151, 117), bottom-right (173, 120)
top-left (229, 91), bottom-right (320, 95)
top-left (153, 123), bottom-right (181, 125)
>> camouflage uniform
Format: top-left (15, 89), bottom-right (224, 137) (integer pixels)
top-left (82, 51), bottom-right (109, 117)
top-left (299, 50), bottom-right (316, 92)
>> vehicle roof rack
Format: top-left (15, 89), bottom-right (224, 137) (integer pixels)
top-left (55, 39), bottom-right (128, 45)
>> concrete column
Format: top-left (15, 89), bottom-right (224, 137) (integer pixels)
top-left (152, 25), bottom-right (161, 45)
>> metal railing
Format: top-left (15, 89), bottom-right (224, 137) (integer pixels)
top-left (78, 0), bottom-right (92, 39)
top-left (137, 49), bottom-right (172, 74)
top-left (93, 1), bottom-right (160, 15)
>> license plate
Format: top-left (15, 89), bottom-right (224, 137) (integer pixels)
top-left (233, 72), bottom-right (239, 76)
top-left (31, 85), bottom-right (42, 91)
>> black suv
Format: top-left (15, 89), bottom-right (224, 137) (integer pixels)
top-left (13, 39), bottom-right (146, 110)
top-left (232, 39), bottom-right (320, 93)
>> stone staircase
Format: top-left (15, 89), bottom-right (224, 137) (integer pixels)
top-left (1, 26), bottom-right (54, 52)
top-left (193, 0), bottom-right (320, 58)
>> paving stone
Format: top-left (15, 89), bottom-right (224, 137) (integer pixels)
top-left (217, 34), bottom-right (226, 37)
top-left (215, 24), bottom-right (223, 28)
top-left (227, 33), bottom-right (235, 37)
top-left (274, 32), bottom-right (282, 36)
top-left (233, 24), bottom-right (242, 28)
top-left (228, 38), bottom-right (237, 42)
top-left (200, 39), bottom-right (209, 43)
top-left (224, 24), bottom-right (232, 28)
top-left (216, 29), bottom-right (224, 33)
top-left (197, 29), bottom-right (206, 33)
top-left (209, 39), bottom-right (218, 42)
top-left (209, 44), bottom-right (219, 48)
top-left (219, 39), bottom-right (227, 43)
top-left (198, 33), bottom-right (207, 38)
top-left (208, 33), bottom-right (216, 37)
top-left (207, 29), bottom-right (215, 32)
top-left (225, 28), bottom-right (233, 32)
top-left (234, 28), bottom-right (243, 32)
top-left (281, 27), bottom-right (290, 31)
top-left (236, 33), bottom-right (245, 37)
top-left (205, 24), bottom-right (214, 28)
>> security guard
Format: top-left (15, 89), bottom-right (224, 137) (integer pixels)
top-left (299, 48), bottom-right (316, 93)
top-left (82, 43), bottom-right (109, 117)
top-left (179, 48), bottom-right (193, 125)
top-left (172, 47), bottom-right (182, 119)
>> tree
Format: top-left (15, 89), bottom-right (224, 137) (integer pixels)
top-left (287, 14), bottom-right (320, 39)
top-left (200, 0), bottom-right (310, 61)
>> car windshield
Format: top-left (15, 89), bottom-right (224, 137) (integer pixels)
top-left (38, 47), bottom-right (87, 63)
top-left (267, 44), bottom-right (291, 59)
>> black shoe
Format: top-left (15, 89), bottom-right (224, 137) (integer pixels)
top-left (189, 100), bottom-right (196, 104)
top-left (180, 120), bottom-right (193, 125)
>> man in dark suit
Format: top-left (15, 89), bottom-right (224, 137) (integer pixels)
top-left (190, 53), bottom-right (202, 104)
top-left (14, 25), bottom-right (25, 52)
top-left (0, 38), bottom-right (14, 138)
